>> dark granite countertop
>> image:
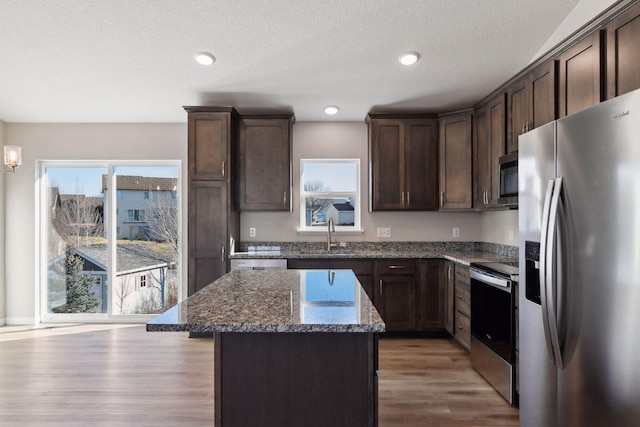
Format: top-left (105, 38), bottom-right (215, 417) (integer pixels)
top-left (147, 269), bottom-right (385, 333)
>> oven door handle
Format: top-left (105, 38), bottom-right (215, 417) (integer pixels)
top-left (470, 269), bottom-right (510, 290)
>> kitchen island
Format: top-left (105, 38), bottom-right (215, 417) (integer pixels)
top-left (147, 269), bottom-right (385, 427)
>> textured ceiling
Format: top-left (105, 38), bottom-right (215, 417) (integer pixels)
top-left (0, 0), bottom-right (583, 123)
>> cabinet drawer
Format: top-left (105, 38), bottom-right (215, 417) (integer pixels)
top-left (455, 264), bottom-right (470, 285)
top-left (376, 260), bottom-right (416, 275)
top-left (455, 282), bottom-right (470, 317)
top-left (454, 311), bottom-right (471, 351)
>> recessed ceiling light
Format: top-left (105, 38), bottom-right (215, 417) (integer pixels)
top-left (399, 52), bottom-right (420, 66)
top-left (324, 105), bottom-right (340, 115)
top-left (194, 52), bottom-right (216, 66)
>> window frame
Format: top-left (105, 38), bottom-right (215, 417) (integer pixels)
top-left (298, 159), bottom-right (361, 233)
top-left (38, 160), bottom-right (182, 323)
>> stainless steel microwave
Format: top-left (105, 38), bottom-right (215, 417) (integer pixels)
top-left (498, 151), bottom-right (518, 207)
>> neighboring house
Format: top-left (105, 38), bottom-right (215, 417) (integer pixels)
top-left (102, 175), bottom-right (177, 240)
top-left (49, 186), bottom-right (104, 253)
top-left (326, 201), bottom-right (355, 226)
top-left (73, 244), bottom-right (175, 314)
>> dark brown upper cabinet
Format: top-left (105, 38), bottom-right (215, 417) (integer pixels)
top-left (474, 94), bottom-right (506, 209)
top-left (558, 31), bottom-right (604, 118)
top-left (187, 108), bottom-right (234, 181)
top-left (439, 111), bottom-right (473, 210)
top-left (185, 106), bottom-right (240, 296)
top-left (367, 115), bottom-right (439, 211)
top-left (237, 114), bottom-right (294, 211)
top-left (606, 2), bottom-right (640, 99)
top-left (506, 61), bottom-right (556, 153)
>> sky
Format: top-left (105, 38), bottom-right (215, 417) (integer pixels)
top-left (301, 160), bottom-right (357, 192)
top-left (45, 166), bottom-right (179, 196)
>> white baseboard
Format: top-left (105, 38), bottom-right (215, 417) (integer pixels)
top-left (5, 317), bottom-right (38, 325)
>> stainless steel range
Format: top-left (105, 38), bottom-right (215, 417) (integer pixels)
top-left (470, 261), bottom-right (518, 405)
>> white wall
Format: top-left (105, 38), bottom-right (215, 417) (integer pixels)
top-left (4, 123), bottom-right (187, 324)
top-left (0, 120), bottom-right (5, 324)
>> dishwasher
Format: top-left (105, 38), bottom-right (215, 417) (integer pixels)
top-left (229, 258), bottom-right (287, 270)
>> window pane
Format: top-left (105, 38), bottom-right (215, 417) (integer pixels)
top-left (302, 161), bottom-right (357, 192)
top-left (303, 197), bottom-right (356, 227)
top-left (113, 166), bottom-right (179, 315)
top-left (44, 166), bottom-right (108, 314)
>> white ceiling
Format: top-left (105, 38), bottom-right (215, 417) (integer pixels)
top-left (0, 0), bottom-right (584, 123)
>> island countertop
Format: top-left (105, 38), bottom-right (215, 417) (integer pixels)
top-left (147, 269), bottom-right (385, 334)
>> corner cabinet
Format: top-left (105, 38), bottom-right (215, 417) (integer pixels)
top-left (438, 111), bottom-right (473, 210)
top-left (237, 114), bottom-right (295, 211)
top-left (474, 94), bottom-right (506, 209)
top-left (185, 107), bottom-right (240, 296)
top-left (443, 261), bottom-right (455, 335)
top-left (367, 114), bottom-right (439, 211)
top-left (417, 260), bottom-right (445, 330)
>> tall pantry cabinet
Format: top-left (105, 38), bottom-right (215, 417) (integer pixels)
top-left (185, 107), bottom-right (240, 296)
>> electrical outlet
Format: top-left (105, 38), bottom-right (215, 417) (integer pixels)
top-left (377, 227), bottom-right (391, 238)
top-left (452, 227), bottom-right (460, 238)
top-left (249, 227), bottom-right (256, 238)
top-left (509, 229), bottom-right (514, 242)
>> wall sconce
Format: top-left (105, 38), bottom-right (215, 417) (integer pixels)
top-left (2, 145), bottom-right (22, 173)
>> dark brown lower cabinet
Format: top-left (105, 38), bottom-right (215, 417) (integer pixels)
top-left (376, 273), bottom-right (416, 331)
top-left (443, 260), bottom-right (456, 335)
top-left (214, 332), bottom-right (378, 427)
top-left (417, 260), bottom-right (445, 330)
top-left (288, 257), bottom-right (448, 333)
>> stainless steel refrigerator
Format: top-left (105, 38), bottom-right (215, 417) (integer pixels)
top-left (519, 88), bottom-right (640, 427)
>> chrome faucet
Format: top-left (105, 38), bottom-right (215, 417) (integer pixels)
top-left (327, 217), bottom-right (337, 251)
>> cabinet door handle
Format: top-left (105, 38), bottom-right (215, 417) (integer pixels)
top-left (221, 246), bottom-right (226, 262)
top-left (440, 191), bottom-right (445, 207)
top-left (221, 161), bottom-right (225, 178)
top-left (388, 265), bottom-right (406, 269)
top-left (283, 192), bottom-right (287, 205)
top-left (457, 325), bottom-right (467, 332)
top-left (456, 295), bottom-right (465, 301)
top-left (401, 191), bottom-right (405, 207)
top-left (448, 265), bottom-right (452, 281)
top-left (407, 191), bottom-right (410, 207)
top-left (379, 279), bottom-right (383, 296)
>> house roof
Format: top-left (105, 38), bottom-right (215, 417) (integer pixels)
top-left (75, 244), bottom-right (174, 275)
top-left (101, 175), bottom-right (177, 192)
top-left (0, 0), bottom-right (603, 123)
top-left (332, 202), bottom-right (354, 212)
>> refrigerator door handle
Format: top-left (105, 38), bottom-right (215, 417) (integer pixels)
top-left (539, 178), bottom-right (557, 365)
top-left (546, 176), bottom-right (564, 369)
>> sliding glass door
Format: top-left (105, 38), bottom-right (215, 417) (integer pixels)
top-left (41, 162), bottom-right (180, 321)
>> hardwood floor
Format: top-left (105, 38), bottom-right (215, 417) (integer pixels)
top-left (0, 325), bottom-right (518, 426)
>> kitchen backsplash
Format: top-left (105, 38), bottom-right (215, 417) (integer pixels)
top-left (237, 241), bottom-right (518, 258)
